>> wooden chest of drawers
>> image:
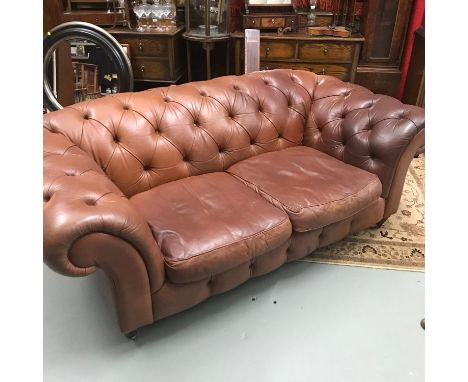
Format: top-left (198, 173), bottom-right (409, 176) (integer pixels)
top-left (110, 27), bottom-right (186, 84)
top-left (243, 14), bottom-right (299, 30)
top-left (232, 32), bottom-right (364, 83)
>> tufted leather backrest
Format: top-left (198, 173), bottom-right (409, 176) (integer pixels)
top-left (43, 69), bottom-right (424, 198)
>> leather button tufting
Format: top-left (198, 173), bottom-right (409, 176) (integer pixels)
top-left (143, 164), bottom-right (151, 171)
top-left (233, 85), bottom-right (239, 90)
top-left (200, 91), bottom-right (207, 97)
top-left (43, 193), bottom-right (51, 202)
top-left (113, 136), bottom-right (120, 143)
top-left (85, 199), bottom-right (96, 206)
top-left (83, 114), bottom-right (90, 120)
top-left (123, 105), bottom-right (129, 110)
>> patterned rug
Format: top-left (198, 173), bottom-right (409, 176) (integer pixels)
top-left (299, 156), bottom-right (425, 271)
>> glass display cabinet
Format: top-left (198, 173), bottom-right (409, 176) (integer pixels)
top-left (183, 0), bottom-right (231, 80)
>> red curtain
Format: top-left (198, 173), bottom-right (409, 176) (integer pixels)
top-left (397, 0), bottom-right (425, 100)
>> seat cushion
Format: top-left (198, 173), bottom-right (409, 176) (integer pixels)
top-left (130, 172), bottom-right (292, 284)
top-left (227, 146), bottom-right (382, 232)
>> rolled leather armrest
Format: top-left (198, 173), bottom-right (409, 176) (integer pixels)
top-left (43, 128), bottom-right (165, 294)
top-left (300, 74), bottom-right (425, 218)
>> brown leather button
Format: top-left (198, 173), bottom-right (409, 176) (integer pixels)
top-left (83, 114), bottom-right (90, 120)
top-left (85, 199), bottom-right (96, 206)
top-left (233, 85), bottom-right (239, 90)
top-left (43, 193), bottom-right (51, 202)
top-left (250, 139), bottom-right (255, 145)
top-left (200, 91), bottom-right (207, 97)
top-left (143, 164), bottom-right (151, 171)
top-left (123, 105), bottom-right (130, 110)
top-left (113, 136), bottom-right (120, 143)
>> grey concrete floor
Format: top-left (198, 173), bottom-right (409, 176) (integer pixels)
top-left (44, 262), bottom-right (424, 382)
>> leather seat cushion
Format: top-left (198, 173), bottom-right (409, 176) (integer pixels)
top-left (227, 146), bottom-right (382, 232)
top-left (130, 172), bottom-right (292, 284)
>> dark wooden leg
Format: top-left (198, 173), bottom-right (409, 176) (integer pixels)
top-left (225, 40), bottom-right (230, 75)
top-left (125, 330), bottom-right (138, 340)
top-left (375, 218), bottom-right (388, 228)
top-left (203, 42), bottom-right (213, 80)
top-left (185, 40), bottom-right (192, 82)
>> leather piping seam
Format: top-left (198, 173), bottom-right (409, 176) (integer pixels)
top-left (160, 229), bottom-right (291, 286)
top-left (163, 216), bottom-right (291, 265)
top-left (67, 231), bottom-right (161, 294)
top-left (230, 171), bottom-right (381, 214)
top-left (382, 128), bottom-right (424, 199)
top-left (382, 126), bottom-right (425, 199)
top-left (292, 197), bottom-right (385, 233)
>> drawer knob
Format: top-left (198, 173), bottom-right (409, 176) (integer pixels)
top-left (272, 19), bottom-right (275, 24)
top-left (320, 68), bottom-right (326, 75)
top-left (265, 66), bottom-right (270, 70)
top-left (138, 41), bottom-right (143, 51)
top-left (322, 47), bottom-right (329, 55)
top-left (140, 65), bottom-right (145, 72)
top-left (265, 47), bottom-right (270, 57)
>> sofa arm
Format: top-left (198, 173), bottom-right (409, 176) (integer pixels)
top-left (43, 128), bottom-right (164, 332)
top-left (301, 75), bottom-right (424, 217)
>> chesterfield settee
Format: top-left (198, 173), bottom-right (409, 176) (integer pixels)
top-left (43, 69), bottom-right (425, 338)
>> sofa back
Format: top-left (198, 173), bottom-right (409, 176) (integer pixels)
top-left (44, 69), bottom-right (423, 198)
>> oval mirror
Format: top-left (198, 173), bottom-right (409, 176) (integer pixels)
top-left (43, 21), bottom-right (133, 111)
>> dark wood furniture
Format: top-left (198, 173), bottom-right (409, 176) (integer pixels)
top-left (355, 0), bottom-right (414, 96)
top-left (243, 13), bottom-right (300, 30)
top-left (402, 25), bottom-right (424, 108)
top-left (44, 0), bottom-right (75, 107)
top-left (110, 26), bottom-right (186, 84)
top-left (183, 35), bottom-right (231, 81)
top-left (232, 31), bottom-right (364, 82)
top-left (64, 0), bottom-right (130, 28)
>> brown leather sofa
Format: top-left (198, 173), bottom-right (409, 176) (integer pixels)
top-left (43, 69), bottom-right (425, 338)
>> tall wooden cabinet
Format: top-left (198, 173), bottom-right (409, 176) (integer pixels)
top-left (356, 0), bottom-right (414, 96)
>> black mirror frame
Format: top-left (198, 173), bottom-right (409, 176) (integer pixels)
top-left (43, 21), bottom-right (134, 111)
